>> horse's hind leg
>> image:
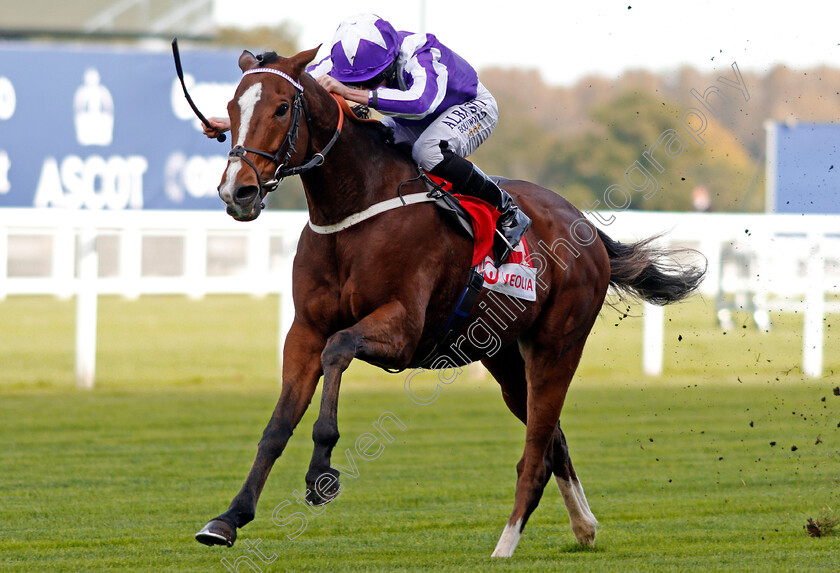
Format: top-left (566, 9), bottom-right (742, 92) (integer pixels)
top-left (483, 344), bottom-right (597, 553)
top-left (488, 334), bottom-right (593, 558)
top-left (481, 344), bottom-right (528, 424)
top-left (553, 426), bottom-right (598, 546)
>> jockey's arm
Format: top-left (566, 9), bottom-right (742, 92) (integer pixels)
top-left (316, 75), bottom-right (376, 107)
top-left (366, 49), bottom-right (445, 119)
top-left (314, 42), bottom-right (444, 118)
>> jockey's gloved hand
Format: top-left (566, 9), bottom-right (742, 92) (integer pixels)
top-left (203, 117), bottom-right (230, 139)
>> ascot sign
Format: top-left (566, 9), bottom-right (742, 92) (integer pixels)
top-left (0, 43), bottom-right (240, 211)
top-left (32, 67), bottom-right (148, 209)
top-left (34, 155), bottom-right (148, 209)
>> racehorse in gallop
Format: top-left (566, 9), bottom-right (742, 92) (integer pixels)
top-left (194, 46), bottom-right (704, 557)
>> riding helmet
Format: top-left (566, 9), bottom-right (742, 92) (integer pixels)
top-left (328, 14), bottom-right (399, 84)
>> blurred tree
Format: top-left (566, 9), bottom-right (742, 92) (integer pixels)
top-left (538, 91), bottom-right (760, 211)
top-left (213, 22), bottom-right (300, 57)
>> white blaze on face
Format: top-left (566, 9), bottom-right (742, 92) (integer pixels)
top-left (219, 82), bottom-right (262, 202)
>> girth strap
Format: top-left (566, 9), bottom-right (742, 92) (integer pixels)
top-left (307, 192), bottom-right (437, 234)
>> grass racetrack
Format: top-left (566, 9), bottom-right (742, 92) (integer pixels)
top-left (1, 295), bottom-right (838, 572)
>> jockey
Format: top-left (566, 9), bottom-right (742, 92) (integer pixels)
top-left (308, 13), bottom-right (531, 264)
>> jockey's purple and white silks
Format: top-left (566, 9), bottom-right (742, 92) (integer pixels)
top-left (307, 29), bottom-right (496, 171)
top-left (309, 31), bottom-right (479, 127)
top-left (383, 82), bottom-right (498, 171)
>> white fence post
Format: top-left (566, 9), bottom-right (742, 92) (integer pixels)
top-left (642, 302), bottom-right (664, 376)
top-left (802, 236), bottom-right (824, 378)
top-left (76, 228), bottom-right (98, 389)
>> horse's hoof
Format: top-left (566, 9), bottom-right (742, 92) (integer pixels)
top-left (195, 519), bottom-right (236, 547)
top-left (305, 483), bottom-right (338, 506)
top-left (305, 468), bottom-right (342, 506)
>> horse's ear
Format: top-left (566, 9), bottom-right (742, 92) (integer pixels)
top-left (238, 50), bottom-right (259, 72)
top-left (289, 45), bottom-right (322, 76)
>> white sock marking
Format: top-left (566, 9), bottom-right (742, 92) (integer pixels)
top-left (491, 518), bottom-right (522, 558)
top-left (556, 476), bottom-right (598, 546)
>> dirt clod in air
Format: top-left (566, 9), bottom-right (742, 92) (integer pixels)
top-left (805, 514), bottom-right (838, 538)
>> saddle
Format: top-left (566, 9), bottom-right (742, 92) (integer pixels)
top-left (424, 173), bottom-right (502, 267)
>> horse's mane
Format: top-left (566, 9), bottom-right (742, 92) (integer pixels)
top-left (328, 86), bottom-right (414, 163)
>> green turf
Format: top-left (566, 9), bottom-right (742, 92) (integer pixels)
top-left (0, 295), bottom-right (838, 572)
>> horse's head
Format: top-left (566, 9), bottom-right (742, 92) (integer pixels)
top-left (218, 46), bottom-right (320, 221)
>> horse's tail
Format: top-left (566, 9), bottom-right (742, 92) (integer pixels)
top-left (596, 228), bottom-right (706, 305)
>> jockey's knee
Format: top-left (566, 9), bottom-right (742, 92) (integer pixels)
top-left (413, 138), bottom-right (447, 172)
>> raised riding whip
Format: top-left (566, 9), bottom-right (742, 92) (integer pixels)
top-left (171, 38), bottom-right (226, 143)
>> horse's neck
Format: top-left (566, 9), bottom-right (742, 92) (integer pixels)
top-left (301, 118), bottom-right (416, 227)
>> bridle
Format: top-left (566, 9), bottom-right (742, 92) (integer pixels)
top-left (228, 68), bottom-right (345, 197)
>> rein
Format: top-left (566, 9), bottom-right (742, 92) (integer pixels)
top-left (228, 69), bottom-right (345, 197)
top-left (230, 68), bottom-right (436, 237)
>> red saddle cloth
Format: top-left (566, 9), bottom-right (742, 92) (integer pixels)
top-left (426, 174), bottom-right (500, 266)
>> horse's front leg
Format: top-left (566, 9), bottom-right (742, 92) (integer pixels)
top-left (196, 320), bottom-right (325, 547)
top-left (304, 301), bottom-right (418, 504)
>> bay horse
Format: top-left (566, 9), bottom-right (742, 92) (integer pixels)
top-left (195, 46), bottom-right (704, 557)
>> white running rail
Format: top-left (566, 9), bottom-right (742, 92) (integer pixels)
top-left (1, 209), bottom-right (837, 386)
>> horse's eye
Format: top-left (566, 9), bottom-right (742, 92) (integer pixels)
top-left (275, 103), bottom-right (290, 117)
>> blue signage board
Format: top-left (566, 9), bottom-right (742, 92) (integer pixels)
top-left (769, 122), bottom-right (840, 214)
top-left (0, 42), bottom-right (242, 210)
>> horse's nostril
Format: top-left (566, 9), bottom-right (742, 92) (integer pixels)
top-left (234, 185), bottom-right (259, 204)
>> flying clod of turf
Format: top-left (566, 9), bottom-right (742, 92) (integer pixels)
top-left (805, 509), bottom-right (839, 538)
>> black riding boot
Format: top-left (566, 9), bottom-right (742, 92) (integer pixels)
top-left (431, 151), bottom-right (532, 266)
